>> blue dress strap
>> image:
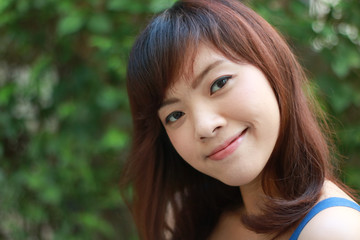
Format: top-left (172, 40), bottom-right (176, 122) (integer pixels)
top-left (289, 197), bottom-right (360, 240)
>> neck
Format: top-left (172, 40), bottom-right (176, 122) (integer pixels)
top-left (239, 175), bottom-right (265, 215)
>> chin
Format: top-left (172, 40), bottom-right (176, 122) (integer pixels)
top-left (218, 175), bottom-right (259, 187)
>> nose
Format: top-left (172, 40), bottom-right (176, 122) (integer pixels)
top-left (192, 107), bottom-right (226, 140)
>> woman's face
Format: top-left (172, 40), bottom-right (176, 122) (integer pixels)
top-left (158, 45), bottom-right (280, 187)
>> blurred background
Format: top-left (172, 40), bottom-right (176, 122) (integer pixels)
top-left (0, 0), bottom-right (359, 239)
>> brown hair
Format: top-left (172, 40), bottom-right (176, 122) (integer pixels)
top-left (121, 0), bottom-right (345, 239)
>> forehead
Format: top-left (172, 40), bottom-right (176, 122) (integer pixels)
top-left (169, 44), bottom-right (227, 89)
top-left (170, 44), bottom-right (228, 84)
top-left (189, 45), bottom-right (225, 72)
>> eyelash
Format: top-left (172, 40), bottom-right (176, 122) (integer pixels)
top-left (210, 75), bottom-right (232, 95)
top-left (165, 111), bottom-right (184, 124)
top-left (164, 75), bottom-right (232, 124)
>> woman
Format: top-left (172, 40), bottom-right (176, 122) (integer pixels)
top-left (121, 0), bottom-right (360, 239)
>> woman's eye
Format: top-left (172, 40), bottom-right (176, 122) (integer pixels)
top-left (210, 75), bottom-right (232, 94)
top-left (165, 111), bottom-right (184, 124)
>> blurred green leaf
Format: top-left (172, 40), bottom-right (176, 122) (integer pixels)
top-left (0, 0), bottom-right (12, 14)
top-left (87, 14), bottom-right (112, 34)
top-left (149, 0), bottom-right (177, 12)
top-left (101, 127), bottom-right (127, 150)
top-left (0, 83), bottom-right (15, 106)
top-left (106, 0), bottom-right (128, 11)
top-left (96, 87), bottom-right (121, 110)
top-left (77, 213), bottom-right (115, 237)
top-left (330, 84), bottom-right (354, 113)
top-left (90, 35), bottom-right (112, 50)
top-left (16, 0), bottom-right (30, 13)
top-left (0, 12), bottom-right (17, 27)
top-left (57, 102), bottom-right (76, 119)
top-left (57, 13), bottom-right (85, 36)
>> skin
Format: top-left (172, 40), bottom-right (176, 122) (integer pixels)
top-left (210, 181), bottom-right (360, 240)
top-left (158, 45), bottom-right (280, 189)
top-left (297, 180), bottom-right (360, 240)
top-left (158, 45), bottom-right (360, 239)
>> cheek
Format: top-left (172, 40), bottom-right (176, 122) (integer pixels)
top-left (232, 79), bottom-right (279, 124)
top-left (167, 130), bottom-right (193, 161)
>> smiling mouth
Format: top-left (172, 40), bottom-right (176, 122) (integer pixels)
top-left (207, 128), bottom-right (248, 161)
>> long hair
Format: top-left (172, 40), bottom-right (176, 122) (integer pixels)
top-left (121, 0), bottom-right (344, 239)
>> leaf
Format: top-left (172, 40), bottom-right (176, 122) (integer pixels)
top-left (57, 13), bottom-right (84, 37)
top-left (100, 128), bottom-right (128, 150)
top-left (106, 0), bottom-right (127, 11)
top-left (330, 84), bottom-right (354, 113)
top-left (90, 36), bottom-right (112, 50)
top-left (87, 14), bottom-right (112, 34)
top-left (331, 57), bottom-right (350, 77)
top-left (106, 0), bottom-right (146, 13)
top-left (331, 43), bottom-right (360, 77)
top-left (0, 83), bottom-right (15, 106)
top-left (0, 0), bottom-right (12, 14)
top-left (96, 87), bottom-right (121, 110)
top-left (77, 213), bottom-right (114, 236)
top-left (41, 185), bottom-right (61, 204)
top-left (57, 102), bottom-right (76, 119)
top-left (344, 166), bottom-right (360, 190)
top-left (24, 204), bottom-right (46, 223)
top-left (0, 12), bottom-right (17, 27)
top-left (30, 55), bottom-right (52, 82)
top-left (149, 0), bottom-right (177, 12)
top-left (16, 0), bottom-right (30, 13)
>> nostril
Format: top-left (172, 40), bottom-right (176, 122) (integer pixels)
top-left (212, 126), bottom-right (221, 133)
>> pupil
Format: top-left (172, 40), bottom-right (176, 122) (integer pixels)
top-left (174, 112), bottom-right (182, 119)
top-left (218, 79), bottom-right (226, 87)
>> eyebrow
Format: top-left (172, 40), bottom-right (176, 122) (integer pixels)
top-left (160, 59), bottom-right (224, 109)
top-left (191, 59), bottom-right (224, 89)
top-left (160, 97), bottom-right (179, 109)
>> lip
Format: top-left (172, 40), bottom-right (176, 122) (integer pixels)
top-left (207, 128), bottom-right (248, 161)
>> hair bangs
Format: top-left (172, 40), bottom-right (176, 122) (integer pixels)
top-left (126, 9), bottom-right (202, 122)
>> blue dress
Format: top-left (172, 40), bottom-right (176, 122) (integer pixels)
top-left (289, 197), bottom-right (360, 240)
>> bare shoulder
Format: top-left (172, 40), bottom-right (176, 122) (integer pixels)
top-left (298, 180), bottom-right (360, 240)
top-left (298, 203), bottom-right (360, 240)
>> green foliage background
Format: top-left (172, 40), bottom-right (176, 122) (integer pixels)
top-left (0, 0), bottom-right (359, 239)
